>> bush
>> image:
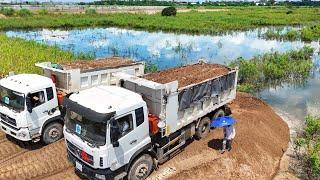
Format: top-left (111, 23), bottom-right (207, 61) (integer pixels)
top-left (286, 10), bottom-right (293, 14)
top-left (294, 116), bottom-right (320, 179)
top-left (229, 46), bottom-right (314, 91)
top-left (0, 8), bottom-right (15, 16)
top-left (161, 6), bottom-right (177, 16)
top-left (38, 9), bottom-right (48, 15)
top-left (17, 8), bottom-right (32, 17)
top-left (85, 8), bottom-right (97, 15)
top-left (145, 63), bottom-right (158, 73)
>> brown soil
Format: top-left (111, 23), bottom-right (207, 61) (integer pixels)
top-left (143, 63), bottom-right (230, 88)
top-left (0, 93), bottom-right (289, 179)
top-left (61, 57), bottom-right (138, 71)
top-left (148, 92), bottom-right (289, 180)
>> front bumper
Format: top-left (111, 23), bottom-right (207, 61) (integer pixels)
top-left (0, 121), bottom-right (31, 141)
top-left (67, 150), bottom-right (116, 180)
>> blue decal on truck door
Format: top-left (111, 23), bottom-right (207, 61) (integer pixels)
top-left (76, 124), bottom-right (81, 135)
top-left (4, 97), bottom-right (9, 104)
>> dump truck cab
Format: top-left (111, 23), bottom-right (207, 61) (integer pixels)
top-left (0, 74), bottom-right (63, 143)
top-left (64, 86), bottom-right (151, 180)
top-left (0, 59), bottom-right (145, 144)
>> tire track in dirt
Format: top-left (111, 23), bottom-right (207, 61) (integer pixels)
top-left (0, 138), bottom-right (28, 165)
top-left (41, 167), bottom-right (79, 180)
top-left (0, 131), bottom-right (6, 141)
top-left (0, 140), bottom-right (73, 180)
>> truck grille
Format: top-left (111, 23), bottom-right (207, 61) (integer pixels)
top-left (67, 140), bottom-right (94, 165)
top-left (0, 113), bottom-right (17, 127)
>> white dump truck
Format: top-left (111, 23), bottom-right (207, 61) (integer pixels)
top-left (0, 58), bottom-right (144, 144)
top-left (63, 63), bottom-right (238, 180)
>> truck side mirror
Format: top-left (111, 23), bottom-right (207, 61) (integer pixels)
top-left (110, 118), bottom-right (120, 147)
top-left (26, 96), bottom-right (33, 113)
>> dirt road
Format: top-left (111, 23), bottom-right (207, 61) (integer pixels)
top-left (0, 92), bottom-right (289, 179)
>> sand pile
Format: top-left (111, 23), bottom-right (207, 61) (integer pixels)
top-left (61, 57), bottom-right (138, 71)
top-left (144, 63), bottom-right (230, 88)
top-left (0, 93), bottom-right (289, 179)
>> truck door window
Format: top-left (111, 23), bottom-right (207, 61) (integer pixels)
top-left (135, 107), bottom-right (144, 127)
top-left (29, 91), bottom-right (45, 108)
top-left (117, 114), bottom-right (133, 138)
top-left (46, 87), bottom-right (54, 101)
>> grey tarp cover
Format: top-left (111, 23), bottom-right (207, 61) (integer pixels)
top-left (178, 72), bottom-right (236, 111)
top-left (63, 97), bottom-right (115, 123)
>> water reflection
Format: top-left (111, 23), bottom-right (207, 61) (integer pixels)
top-left (6, 27), bottom-right (309, 69)
top-left (5, 27), bottom-right (320, 121)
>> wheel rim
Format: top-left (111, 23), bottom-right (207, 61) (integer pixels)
top-left (202, 123), bottom-right (208, 133)
top-left (135, 163), bottom-right (149, 178)
top-left (48, 128), bottom-right (60, 139)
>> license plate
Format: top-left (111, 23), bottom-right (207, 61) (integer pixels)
top-left (76, 161), bottom-right (82, 172)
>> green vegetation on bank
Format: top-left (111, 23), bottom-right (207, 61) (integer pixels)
top-left (229, 46), bottom-right (314, 92)
top-left (295, 116), bottom-right (320, 178)
top-left (0, 7), bottom-right (320, 34)
top-left (0, 34), bottom-right (90, 76)
top-left (262, 24), bottom-right (320, 41)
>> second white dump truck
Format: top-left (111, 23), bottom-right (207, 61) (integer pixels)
top-left (64, 63), bottom-right (238, 180)
top-left (0, 58), bottom-right (144, 144)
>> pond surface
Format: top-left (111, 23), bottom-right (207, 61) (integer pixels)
top-left (6, 27), bottom-right (320, 121)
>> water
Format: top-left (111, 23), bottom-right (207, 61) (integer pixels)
top-left (5, 27), bottom-right (320, 121)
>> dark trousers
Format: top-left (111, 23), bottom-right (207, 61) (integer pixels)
top-left (223, 139), bottom-right (233, 151)
top-left (226, 139), bottom-right (233, 150)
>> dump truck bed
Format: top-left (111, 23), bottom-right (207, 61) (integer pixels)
top-left (117, 62), bottom-right (238, 137)
top-left (143, 63), bottom-right (230, 89)
top-left (61, 58), bottom-right (140, 72)
top-left (36, 58), bottom-right (145, 93)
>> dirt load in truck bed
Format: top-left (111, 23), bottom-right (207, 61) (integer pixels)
top-left (0, 93), bottom-right (289, 180)
top-left (61, 57), bottom-right (138, 70)
top-left (143, 63), bottom-right (230, 88)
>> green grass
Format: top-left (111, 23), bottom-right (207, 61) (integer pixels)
top-left (229, 46), bottom-right (314, 92)
top-left (295, 116), bottom-right (320, 178)
top-left (261, 24), bottom-right (320, 41)
top-left (0, 34), bottom-right (85, 76)
top-left (0, 7), bottom-right (320, 34)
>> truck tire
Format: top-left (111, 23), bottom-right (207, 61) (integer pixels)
top-left (213, 109), bottom-right (225, 119)
top-left (42, 122), bottom-right (63, 144)
top-left (195, 117), bottom-right (211, 140)
top-left (128, 154), bottom-right (153, 180)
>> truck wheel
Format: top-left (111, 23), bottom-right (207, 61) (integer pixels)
top-left (195, 117), bottom-right (211, 140)
top-left (128, 154), bottom-right (153, 180)
top-left (42, 122), bottom-right (63, 144)
top-left (213, 109), bottom-right (225, 119)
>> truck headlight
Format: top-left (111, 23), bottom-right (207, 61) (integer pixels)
top-left (95, 174), bottom-right (106, 180)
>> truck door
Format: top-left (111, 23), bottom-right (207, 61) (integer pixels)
top-left (26, 90), bottom-right (49, 134)
top-left (107, 112), bottom-right (136, 170)
top-left (107, 108), bottom-right (149, 171)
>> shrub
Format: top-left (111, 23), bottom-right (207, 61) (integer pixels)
top-left (145, 63), bottom-right (158, 73)
top-left (85, 8), bottom-right (97, 15)
top-left (286, 10), bottom-right (293, 14)
top-left (38, 9), bottom-right (49, 15)
top-left (17, 8), bottom-right (32, 17)
top-left (229, 46), bottom-right (314, 91)
top-left (294, 116), bottom-right (320, 179)
top-left (0, 8), bottom-right (15, 16)
top-left (161, 6), bottom-right (177, 16)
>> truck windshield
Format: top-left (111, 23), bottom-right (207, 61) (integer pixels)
top-left (65, 109), bottom-right (106, 146)
top-left (0, 85), bottom-right (25, 112)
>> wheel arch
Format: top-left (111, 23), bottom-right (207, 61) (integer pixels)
top-left (40, 116), bottom-right (64, 135)
top-left (125, 143), bottom-right (155, 173)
